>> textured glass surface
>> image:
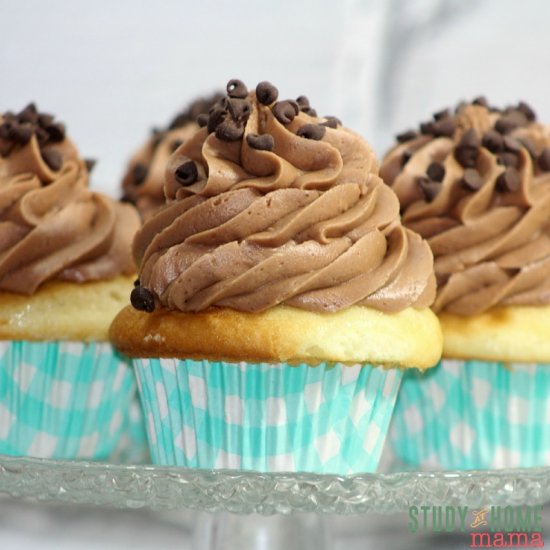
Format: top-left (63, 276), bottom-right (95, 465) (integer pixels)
top-left (1, 455), bottom-right (549, 515)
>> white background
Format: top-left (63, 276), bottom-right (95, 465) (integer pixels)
top-left (1, 0), bottom-right (550, 547)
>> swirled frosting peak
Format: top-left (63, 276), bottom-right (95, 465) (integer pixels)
top-left (131, 79), bottom-right (436, 314)
top-left (381, 97), bottom-right (550, 316)
top-left (121, 92), bottom-right (224, 218)
top-left (0, 103), bottom-right (140, 294)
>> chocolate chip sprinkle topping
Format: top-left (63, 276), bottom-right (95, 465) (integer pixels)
top-left (432, 118), bottom-right (456, 138)
top-left (396, 130), bottom-right (418, 143)
top-left (495, 116), bottom-right (519, 135)
top-left (461, 168), bottom-right (484, 191)
top-left (454, 129), bottom-right (480, 168)
top-left (537, 148), bottom-right (550, 172)
top-left (196, 113), bottom-right (208, 128)
top-left (296, 124), bottom-right (326, 141)
top-left (175, 160), bottom-right (198, 185)
top-left (296, 96), bottom-right (310, 109)
top-left (401, 150), bottom-right (412, 167)
top-left (215, 120), bottom-right (245, 142)
top-left (482, 130), bottom-right (504, 153)
top-left (433, 108), bottom-right (450, 121)
top-left (130, 285), bottom-right (155, 313)
top-left (170, 139), bottom-right (183, 153)
top-left (517, 101), bottom-right (536, 122)
top-left (472, 96), bottom-right (489, 108)
top-left (518, 137), bottom-right (537, 159)
top-left (84, 158), bottom-right (97, 173)
top-left (497, 152), bottom-right (519, 169)
top-left (417, 176), bottom-right (441, 202)
top-left (133, 164), bottom-right (148, 186)
top-left (321, 116), bottom-right (341, 129)
top-left (426, 162), bottom-right (445, 182)
top-left (255, 81), bottom-right (278, 105)
top-left (226, 98), bottom-right (251, 122)
top-left (226, 79), bottom-right (248, 99)
top-left (496, 167), bottom-right (521, 192)
top-left (246, 133), bottom-right (275, 151)
top-left (272, 100), bottom-right (299, 125)
top-left (41, 149), bottom-right (63, 171)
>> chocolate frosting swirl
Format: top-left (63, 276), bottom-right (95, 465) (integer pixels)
top-left (381, 99), bottom-right (550, 316)
top-left (0, 104), bottom-right (140, 295)
top-left (121, 93), bottom-right (223, 218)
top-left (132, 80), bottom-right (436, 314)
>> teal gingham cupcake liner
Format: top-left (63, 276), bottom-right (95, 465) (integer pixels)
top-left (389, 360), bottom-right (550, 470)
top-left (0, 341), bottom-right (136, 460)
top-left (134, 359), bottom-right (402, 474)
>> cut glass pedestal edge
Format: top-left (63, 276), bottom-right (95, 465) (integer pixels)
top-left (0, 455), bottom-right (549, 515)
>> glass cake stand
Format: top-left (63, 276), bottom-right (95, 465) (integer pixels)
top-left (1, 454), bottom-right (549, 550)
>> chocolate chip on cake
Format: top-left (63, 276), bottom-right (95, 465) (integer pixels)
top-left (84, 158), bottom-right (97, 173)
top-left (517, 101), bottom-right (536, 122)
top-left (482, 130), bottom-right (504, 153)
top-left (472, 96), bottom-right (489, 108)
top-left (196, 113), bottom-right (208, 127)
top-left (255, 81), bottom-right (278, 105)
top-left (133, 163), bottom-right (148, 186)
top-left (496, 167), bottom-right (521, 192)
top-left (175, 160), bottom-right (198, 185)
top-left (417, 176), bottom-right (441, 202)
top-left (497, 152), bottom-right (519, 169)
top-left (396, 130), bottom-right (417, 143)
top-left (461, 168), bottom-right (484, 191)
top-left (321, 116), bottom-right (341, 129)
top-left (272, 100), bottom-right (299, 125)
top-left (433, 108), bottom-right (450, 121)
top-left (432, 118), bottom-right (456, 138)
top-left (246, 133), bottom-right (275, 151)
top-left (537, 147), bottom-right (550, 172)
top-left (215, 120), bottom-right (245, 142)
top-left (401, 150), bottom-right (412, 167)
top-left (296, 124), bottom-right (326, 140)
top-left (426, 162), bottom-right (445, 182)
top-left (454, 129), bottom-right (480, 168)
top-left (226, 79), bottom-right (248, 99)
top-left (41, 149), bottom-right (63, 171)
top-left (226, 98), bottom-right (251, 123)
top-left (130, 285), bottom-right (155, 312)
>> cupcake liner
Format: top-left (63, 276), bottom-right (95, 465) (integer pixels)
top-left (134, 359), bottom-right (402, 474)
top-left (389, 360), bottom-right (550, 470)
top-left (0, 341), bottom-right (136, 460)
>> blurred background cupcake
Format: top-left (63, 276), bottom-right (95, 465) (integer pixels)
top-left (110, 78), bottom-right (442, 475)
top-left (120, 92), bottom-right (223, 219)
top-left (0, 103), bottom-right (142, 460)
top-left (382, 98), bottom-right (550, 469)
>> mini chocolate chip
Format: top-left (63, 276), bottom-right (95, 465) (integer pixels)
top-left (517, 137), bottom-right (537, 158)
top-left (84, 158), bottom-right (96, 173)
top-left (472, 96), bottom-right (489, 107)
top-left (226, 79), bottom-right (248, 99)
top-left (396, 130), bottom-right (417, 143)
top-left (175, 160), bottom-right (198, 185)
top-left (41, 149), bottom-right (62, 171)
top-left (401, 150), bottom-right (412, 167)
top-left (296, 124), bottom-right (326, 140)
top-left (130, 286), bottom-right (155, 313)
top-left (45, 122), bottom-right (65, 143)
top-left (417, 176), bottom-right (440, 202)
top-left (454, 101), bottom-right (468, 114)
top-left (272, 101), bottom-right (298, 124)
top-left (301, 107), bottom-right (317, 117)
top-left (497, 152), bottom-right (519, 169)
top-left (420, 121), bottom-right (435, 135)
top-left (433, 118), bottom-right (456, 137)
top-left (482, 130), bottom-right (504, 153)
top-left (10, 124), bottom-right (33, 144)
top-left (246, 133), bottom-right (275, 151)
top-left (255, 81), bottom-right (278, 105)
top-left (207, 108), bottom-right (226, 133)
top-left (197, 113), bottom-right (208, 127)
top-left (17, 103), bottom-right (38, 124)
top-left (296, 96), bottom-right (310, 109)
top-left (537, 148), bottom-right (550, 172)
top-left (517, 101), bottom-right (536, 121)
top-left (215, 120), bottom-right (244, 142)
top-left (496, 167), bottom-right (521, 192)
top-left (433, 108), bottom-right (450, 121)
top-left (226, 98), bottom-right (251, 122)
top-left (321, 116), bottom-right (341, 129)
top-left (120, 195), bottom-right (132, 204)
top-left (170, 139), bottom-right (183, 153)
top-left (133, 164), bottom-right (148, 186)
top-left (133, 279), bottom-right (140, 287)
top-left (0, 122), bottom-right (11, 139)
top-left (461, 168), bottom-right (484, 191)
top-left (454, 129), bottom-right (480, 168)
top-left (35, 127), bottom-right (49, 145)
top-left (38, 113), bottom-right (54, 127)
top-left (426, 162), bottom-right (445, 182)
top-left (495, 116), bottom-right (519, 134)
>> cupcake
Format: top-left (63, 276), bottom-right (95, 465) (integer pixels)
top-left (0, 103), bottom-right (141, 459)
top-left (382, 98), bottom-right (550, 469)
top-left (121, 92), bottom-right (223, 218)
top-left (110, 79), bottom-right (442, 474)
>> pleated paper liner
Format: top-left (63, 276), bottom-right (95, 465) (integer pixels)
top-left (0, 341), bottom-right (136, 460)
top-left (389, 360), bottom-right (550, 470)
top-left (134, 359), bottom-right (402, 474)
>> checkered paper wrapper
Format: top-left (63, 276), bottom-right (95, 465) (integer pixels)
top-left (0, 341), bottom-right (137, 460)
top-left (134, 359), bottom-right (402, 474)
top-left (389, 360), bottom-right (550, 470)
